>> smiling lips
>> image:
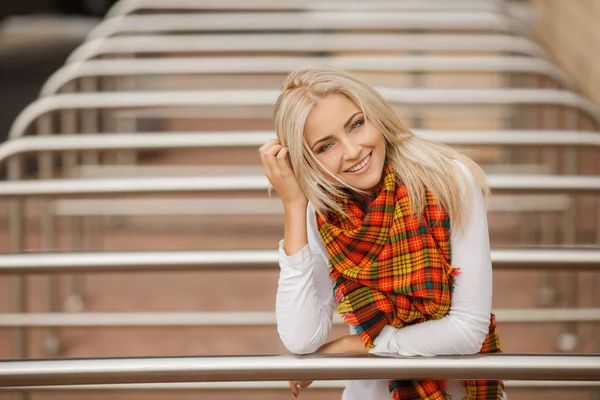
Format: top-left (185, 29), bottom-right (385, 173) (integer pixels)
top-left (345, 153), bottom-right (372, 173)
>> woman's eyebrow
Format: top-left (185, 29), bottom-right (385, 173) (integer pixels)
top-left (343, 112), bottom-right (363, 129)
top-left (311, 135), bottom-right (333, 151)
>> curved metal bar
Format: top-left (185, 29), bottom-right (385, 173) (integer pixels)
top-left (10, 88), bottom-right (600, 140)
top-left (41, 55), bottom-right (572, 96)
top-left (1, 174), bottom-right (600, 198)
top-left (3, 130), bottom-right (600, 164)
top-left (1, 309), bottom-right (600, 327)
top-left (1, 353), bottom-right (599, 387)
top-left (87, 11), bottom-right (523, 40)
top-left (106, 0), bottom-right (507, 16)
top-left (65, 34), bottom-right (549, 64)
top-left (0, 249), bottom-right (598, 274)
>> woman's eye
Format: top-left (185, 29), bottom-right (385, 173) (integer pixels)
top-left (318, 143), bottom-right (333, 153)
top-left (350, 119), bottom-right (364, 131)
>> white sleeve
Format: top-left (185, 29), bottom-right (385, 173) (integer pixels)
top-left (370, 163), bottom-right (492, 357)
top-left (275, 204), bottom-right (337, 355)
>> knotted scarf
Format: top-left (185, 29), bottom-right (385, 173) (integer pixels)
top-left (316, 165), bottom-right (504, 400)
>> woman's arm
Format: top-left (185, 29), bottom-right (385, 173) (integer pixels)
top-left (370, 162), bottom-right (493, 357)
top-left (276, 204), bottom-right (337, 354)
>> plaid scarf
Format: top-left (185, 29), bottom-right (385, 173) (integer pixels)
top-left (316, 165), bottom-right (504, 400)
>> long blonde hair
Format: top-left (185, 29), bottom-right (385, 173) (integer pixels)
top-left (273, 66), bottom-right (489, 233)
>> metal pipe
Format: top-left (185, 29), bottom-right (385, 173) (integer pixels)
top-left (65, 34), bottom-right (550, 64)
top-left (65, 216), bottom-right (85, 313)
top-left (7, 156), bottom-right (26, 364)
top-left (558, 108), bottom-right (581, 352)
top-left (1, 354), bottom-right (600, 388)
top-left (10, 89), bottom-right (600, 141)
top-left (106, 0), bottom-right (508, 16)
top-left (2, 174), bottom-right (600, 198)
top-left (538, 98), bottom-right (559, 306)
top-left (7, 156), bottom-right (27, 400)
top-left (3, 130), bottom-right (600, 163)
top-left (86, 11), bottom-right (524, 40)
top-left (0, 249), bottom-right (599, 275)
top-left (597, 148), bottom-right (600, 359)
top-left (36, 115), bottom-right (60, 358)
top-left (40, 56), bottom-right (572, 97)
top-left (6, 380), bottom-right (600, 391)
top-left (1, 309), bottom-right (599, 328)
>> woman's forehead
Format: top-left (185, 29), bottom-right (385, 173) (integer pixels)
top-left (305, 94), bottom-right (360, 139)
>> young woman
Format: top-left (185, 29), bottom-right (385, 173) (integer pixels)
top-left (259, 66), bottom-right (505, 400)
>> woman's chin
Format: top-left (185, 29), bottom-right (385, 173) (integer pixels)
top-left (349, 172), bottom-right (384, 191)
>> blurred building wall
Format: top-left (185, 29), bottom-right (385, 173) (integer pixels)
top-left (531, 0), bottom-right (600, 108)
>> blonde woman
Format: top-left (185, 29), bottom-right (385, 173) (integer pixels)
top-left (259, 66), bottom-right (505, 400)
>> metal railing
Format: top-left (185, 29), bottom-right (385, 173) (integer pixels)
top-left (0, 248), bottom-right (598, 274)
top-left (1, 175), bottom-right (599, 334)
top-left (86, 11), bottom-right (526, 40)
top-left (6, 380), bottom-right (600, 391)
top-left (3, 130), bottom-right (600, 159)
top-left (3, 2), bottom-right (598, 398)
top-left (7, 83), bottom-right (597, 361)
top-left (40, 55), bottom-right (572, 97)
top-left (10, 88), bottom-right (600, 140)
top-left (65, 34), bottom-right (550, 64)
top-left (106, 0), bottom-right (510, 17)
top-left (2, 309), bottom-right (600, 327)
top-left (1, 354), bottom-right (599, 387)
top-left (2, 174), bottom-right (600, 198)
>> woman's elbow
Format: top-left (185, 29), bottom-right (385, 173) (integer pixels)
top-left (458, 320), bottom-right (489, 355)
top-left (277, 324), bottom-right (328, 354)
top-left (279, 333), bottom-right (321, 355)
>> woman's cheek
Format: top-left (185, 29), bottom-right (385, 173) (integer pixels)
top-left (318, 155), bottom-right (341, 181)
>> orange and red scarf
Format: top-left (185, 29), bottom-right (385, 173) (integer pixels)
top-left (317, 165), bottom-right (504, 399)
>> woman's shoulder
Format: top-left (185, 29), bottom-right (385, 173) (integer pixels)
top-left (451, 159), bottom-right (482, 193)
top-left (452, 159), bottom-right (473, 179)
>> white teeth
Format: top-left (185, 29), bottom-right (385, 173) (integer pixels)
top-left (347, 154), bottom-right (371, 172)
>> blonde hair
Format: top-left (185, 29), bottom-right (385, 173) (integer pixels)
top-left (273, 66), bottom-right (489, 233)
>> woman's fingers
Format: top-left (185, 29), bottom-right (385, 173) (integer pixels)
top-left (260, 140), bottom-right (292, 178)
top-left (259, 139), bottom-right (283, 174)
top-left (299, 381), bottom-right (313, 389)
top-left (289, 381), bottom-right (300, 397)
top-left (264, 145), bottom-right (284, 174)
top-left (288, 380), bottom-right (313, 397)
top-left (276, 146), bottom-right (292, 172)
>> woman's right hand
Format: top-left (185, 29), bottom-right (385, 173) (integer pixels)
top-left (259, 139), bottom-right (308, 208)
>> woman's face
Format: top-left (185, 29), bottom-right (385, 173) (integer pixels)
top-left (304, 94), bottom-right (387, 191)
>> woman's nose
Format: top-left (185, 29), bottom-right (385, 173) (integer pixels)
top-left (342, 140), bottom-right (361, 161)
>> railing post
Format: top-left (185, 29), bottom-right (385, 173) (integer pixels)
top-left (8, 155), bottom-right (27, 400)
top-left (557, 109), bottom-right (580, 352)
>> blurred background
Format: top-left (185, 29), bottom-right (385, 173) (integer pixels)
top-left (1, 1), bottom-right (600, 399)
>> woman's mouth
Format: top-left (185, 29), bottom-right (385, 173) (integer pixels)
top-left (345, 153), bottom-right (372, 174)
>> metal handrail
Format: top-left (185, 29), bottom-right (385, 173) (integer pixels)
top-left (2, 174), bottom-right (600, 198)
top-left (0, 249), bottom-right (598, 274)
top-left (106, 0), bottom-right (508, 16)
top-left (65, 34), bottom-right (549, 64)
top-left (10, 88), bottom-right (600, 140)
top-left (3, 130), bottom-right (600, 163)
top-left (2, 309), bottom-right (600, 327)
top-left (40, 55), bottom-right (572, 97)
top-left (7, 380), bottom-right (600, 391)
top-left (1, 354), bottom-right (600, 387)
top-left (86, 11), bottom-right (525, 40)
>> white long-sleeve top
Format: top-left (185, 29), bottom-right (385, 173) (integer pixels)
top-left (276, 163), bottom-right (504, 400)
